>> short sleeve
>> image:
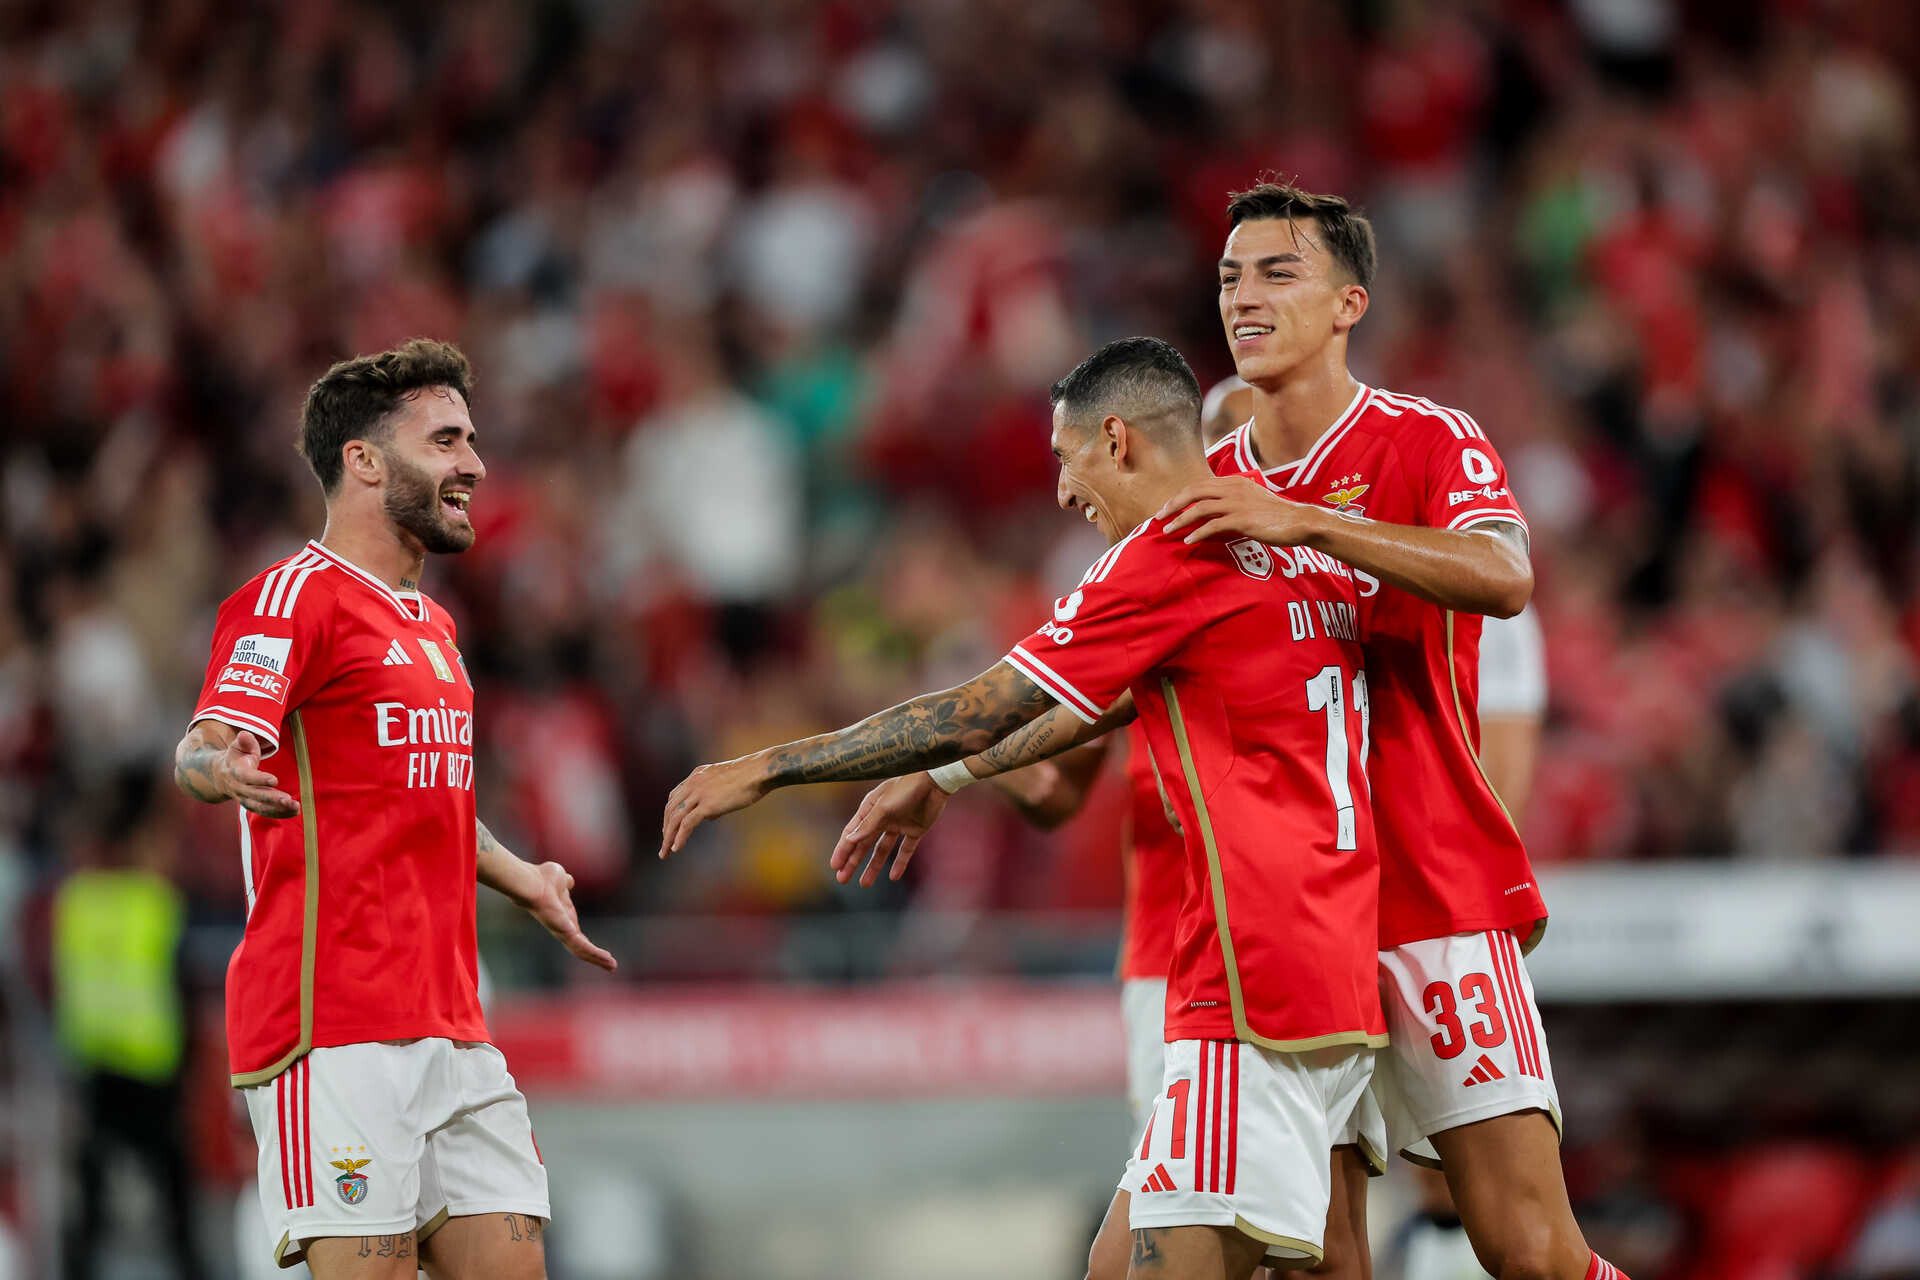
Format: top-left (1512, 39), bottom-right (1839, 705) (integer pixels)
top-left (189, 580), bottom-right (328, 757)
top-left (1417, 410), bottom-right (1529, 536)
top-left (1005, 528), bottom-right (1195, 724)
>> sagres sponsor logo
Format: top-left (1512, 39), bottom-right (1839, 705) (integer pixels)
top-left (328, 1148), bottom-right (372, 1205)
top-left (229, 633), bottom-right (292, 674)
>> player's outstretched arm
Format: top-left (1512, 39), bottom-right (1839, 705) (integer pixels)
top-left (659, 659), bottom-right (1057, 858)
top-left (827, 694), bottom-right (1133, 886)
top-left (1157, 476), bottom-right (1532, 617)
top-left (476, 820), bottom-right (617, 972)
top-left (172, 719), bottom-right (300, 818)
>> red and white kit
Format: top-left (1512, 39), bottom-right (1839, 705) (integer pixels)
top-left (191, 541), bottom-right (546, 1264)
top-left (1211, 384), bottom-right (1560, 1159)
top-left (1005, 516), bottom-right (1382, 1253)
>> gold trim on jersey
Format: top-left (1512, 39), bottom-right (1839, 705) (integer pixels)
top-left (1160, 678), bottom-right (1388, 1055)
top-left (1232, 1219), bottom-right (1322, 1266)
top-left (229, 711), bottom-right (319, 1087)
top-left (1444, 613), bottom-right (1549, 958)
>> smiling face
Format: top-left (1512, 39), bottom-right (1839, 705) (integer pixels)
top-left (375, 386), bottom-right (485, 555)
top-left (1051, 401), bottom-right (1130, 545)
top-left (1218, 217), bottom-right (1368, 388)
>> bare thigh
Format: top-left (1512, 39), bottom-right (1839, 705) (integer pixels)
top-left (304, 1232), bottom-right (421, 1280)
top-left (1088, 1188), bottom-right (1133, 1280)
top-left (417, 1212), bottom-right (548, 1280)
top-left (1127, 1224), bottom-right (1269, 1280)
top-left (1431, 1110), bottom-right (1587, 1279)
top-left (1303, 1146), bottom-right (1371, 1280)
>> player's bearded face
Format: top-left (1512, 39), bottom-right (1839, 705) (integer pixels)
top-left (382, 447), bottom-right (476, 554)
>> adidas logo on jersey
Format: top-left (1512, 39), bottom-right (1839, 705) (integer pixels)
top-left (1138, 1163), bottom-right (1177, 1193)
top-left (1461, 1054), bottom-right (1506, 1088)
top-left (382, 641), bottom-right (413, 666)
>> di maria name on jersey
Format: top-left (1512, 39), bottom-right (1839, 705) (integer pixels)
top-left (1007, 517), bottom-right (1384, 1051)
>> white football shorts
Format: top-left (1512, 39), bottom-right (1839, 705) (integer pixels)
top-left (241, 1038), bottom-right (549, 1268)
top-left (1375, 929), bottom-right (1561, 1166)
top-left (1123, 1040), bottom-right (1375, 1263)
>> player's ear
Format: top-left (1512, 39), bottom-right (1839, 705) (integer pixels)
top-left (1104, 414), bottom-right (1128, 463)
top-left (1333, 283), bottom-right (1369, 333)
top-left (341, 440), bottom-right (381, 487)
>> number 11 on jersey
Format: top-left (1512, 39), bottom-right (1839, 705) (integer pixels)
top-left (1306, 666), bottom-right (1369, 851)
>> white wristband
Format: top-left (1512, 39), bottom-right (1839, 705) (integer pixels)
top-left (927, 760), bottom-right (979, 794)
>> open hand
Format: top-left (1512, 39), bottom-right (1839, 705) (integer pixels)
top-left (1158, 475), bottom-right (1327, 547)
top-left (829, 773), bottom-right (951, 886)
top-left (522, 861), bottom-right (617, 971)
top-left (218, 730), bottom-right (300, 818)
top-left (659, 756), bottom-right (769, 857)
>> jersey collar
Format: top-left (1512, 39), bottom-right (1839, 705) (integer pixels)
top-left (306, 541), bottom-right (430, 621)
top-left (1240, 382), bottom-right (1371, 480)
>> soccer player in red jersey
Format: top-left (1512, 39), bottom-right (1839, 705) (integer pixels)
top-left (173, 340), bottom-right (613, 1279)
top-left (665, 338), bottom-right (1382, 1279)
top-left (1152, 183), bottom-right (1625, 1280)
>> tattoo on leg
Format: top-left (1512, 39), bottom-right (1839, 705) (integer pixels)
top-left (358, 1238), bottom-right (372, 1258)
top-left (1132, 1228), bottom-right (1165, 1270)
top-left (504, 1214), bottom-right (524, 1242)
top-left (527, 1217), bottom-right (543, 1241)
top-left (377, 1236), bottom-right (397, 1257)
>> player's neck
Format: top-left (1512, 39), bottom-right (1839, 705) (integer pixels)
top-left (317, 513), bottom-right (428, 593)
top-left (1244, 363), bottom-right (1362, 472)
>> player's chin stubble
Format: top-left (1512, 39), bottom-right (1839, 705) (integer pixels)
top-left (384, 454), bottom-right (474, 555)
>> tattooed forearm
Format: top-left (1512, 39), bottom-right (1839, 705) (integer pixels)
top-left (974, 690), bottom-right (1134, 778)
top-left (762, 662), bottom-right (1055, 786)
top-left (173, 725), bottom-right (229, 802)
top-left (477, 818), bottom-right (500, 854)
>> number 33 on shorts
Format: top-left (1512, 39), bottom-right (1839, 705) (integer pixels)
top-left (1374, 930), bottom-right (1561, 1156)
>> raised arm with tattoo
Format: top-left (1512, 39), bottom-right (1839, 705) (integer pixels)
top-left (659, 659), bottom-right (1058, 857)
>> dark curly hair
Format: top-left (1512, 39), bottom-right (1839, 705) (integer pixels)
top-left (298, 338), bottom-right (474, 494)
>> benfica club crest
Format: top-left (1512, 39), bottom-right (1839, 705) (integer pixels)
top-left (1322, 474), bottom-right (1370, 516)
top-left (1226, 538), bottom-right (1275, 580)
top-left (330, 1155), bottom-right (371, 1205)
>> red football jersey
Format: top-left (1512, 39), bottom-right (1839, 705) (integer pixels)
top-left (191, 541), bottom-right (487, 1085)
top-left (1208, 383), bottom-right (1548, 949)
top-left (1118, 721), bottom-right (1183, 982)
top-left (1008, 518), bottom-right (1383, 1049)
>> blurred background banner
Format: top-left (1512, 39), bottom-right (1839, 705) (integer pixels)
top-left (4, 0), bottom-right (1920, 1277)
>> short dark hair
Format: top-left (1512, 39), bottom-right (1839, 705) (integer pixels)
top-left (1050, 337), bottom-right (1203, 444)
top-left (299, 338), bottom-right (474, 494)
top-left (1226, 182), bottom-right (1376, 289)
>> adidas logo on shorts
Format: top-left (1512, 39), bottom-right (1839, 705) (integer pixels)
top-left (1461, 1054), bottom-right (1506, 1088)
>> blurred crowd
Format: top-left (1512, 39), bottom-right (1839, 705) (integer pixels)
top-left (8, 1), bottom-right (1920, 1276)
top-left (6, 0), bottom-right (1920, 927)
